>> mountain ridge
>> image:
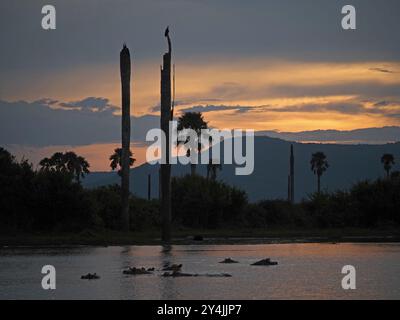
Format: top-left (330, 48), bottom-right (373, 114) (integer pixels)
top-left (83, 136), bottom-right (400, 202)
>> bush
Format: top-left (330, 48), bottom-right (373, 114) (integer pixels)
top-left (171, 175), bottom-right (248, 228)
top-left (2, 146), bottom-right (400, 234)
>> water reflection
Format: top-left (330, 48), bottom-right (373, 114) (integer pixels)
top-left (0, 243), bottom-right (399, 299)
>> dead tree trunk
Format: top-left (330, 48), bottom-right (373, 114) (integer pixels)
top-left (120, 44), bottom-right (131, 231)
top-left (160, 28), bottom-right (172, 242)
top-left (147, 174), bottom-right (151, 200)
top-left (290, 144), bottom-right (294, 203)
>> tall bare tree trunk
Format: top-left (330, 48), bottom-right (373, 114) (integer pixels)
top-left (160, 29), bottom-right (172, 242)
top-left (317, 174), bottom-right (321, 194)
top-left (207, 141), bottom-right (212, 180)
top-left (120, 44), bottom-right (131, 231)
top-left (191, 163), bottom-right (196, 176)
top-left (147, 174), bottom-right (151, 200)
top-left (290, 144), bottom-right (294, 203)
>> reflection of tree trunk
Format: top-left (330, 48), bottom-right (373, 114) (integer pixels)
top-left (120, 45), bottom-right (131, 231)
top-left (317, 174), bottom-right (321, 194)
top-left (191, 163), bottom-right (196, 176)
top-left (160, 33), bottom-right (172, 242)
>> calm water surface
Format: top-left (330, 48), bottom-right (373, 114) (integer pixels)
top-left (1, 243), bottom-right (399, 299)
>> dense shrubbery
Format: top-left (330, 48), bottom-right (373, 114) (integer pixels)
top-left (88, 185), bottom-right (160, 231)
top-left (171, 175), bottom-right (247, 228)
top-left (1, 147), bottom-right (400, 233)
top-left (0, 148), bottom-right (159, 233)
top-left (245, 200), bottom-right (309, 228)
top-left (246, 177), bottom-right (400, 229)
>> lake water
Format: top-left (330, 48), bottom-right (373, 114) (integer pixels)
top-left (1, 243), bottom-right (399, 300)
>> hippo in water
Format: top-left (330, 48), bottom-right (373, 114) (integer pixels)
top-left (162, 263), bottom-right (182, 272)
top-left (251, 258), bottom-right (278, 266)
top-left (123, 267), bottom-right (153, 275)
top-left (81, 273), bottom-right (100, 280)
top-left (219, 258), bottom-right (239, 264)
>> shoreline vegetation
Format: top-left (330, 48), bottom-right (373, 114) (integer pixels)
top-left (1, 227), bottom-right (400, 247)
top-left (1, 146), bottom-right (400, 248)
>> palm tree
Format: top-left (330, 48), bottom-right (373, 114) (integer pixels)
top-left (120, 44), bottom-right (131, 231)
top-left (39, 152), bottom-right (90, 183)
top-left (310, 152), bottom-right (329, 193)
top-left (177, 112), bottom-right (208, 175)
top-left (64, 151), bottom-right (90, 183)
top-left (39, 157), bottom-right (52, 171)
top-left (51, 152), bottom-right (67, 172)
top-left (109, 148), bottom-right (135, 176)
top-left (39, 152), bottom-right (66, 172)
top-left (381, 153), bottom-right (395, 178)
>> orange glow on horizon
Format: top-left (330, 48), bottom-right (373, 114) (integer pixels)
top-left (4, 58), bottom-right (400, 132)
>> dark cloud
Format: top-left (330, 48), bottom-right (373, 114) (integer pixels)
top-left (1, 98), bottom-right (399, 148)
top-left (150, 104), bottom-right (161, 113)
top-left (373, 100), bottom-right (400, 108)
top-left (374, 101), bottom-right (390, 107)
top-left (0, 99), bottom-right (159, 146)
top-left (369, 67), bottom-right (397, 74)
top-left (179, 105), bottom-right (254, 114)
top-left (2, 0), bottom-right (400, 80)
top-left (385, 114), bottom-right (400, 119)
top-left (150, 98), bottom-right (221, 113)
top-left (178, 101), bottom-right (400, 118)
top-left (33, 98), bottom-right (59, 106)
top-left (58, 97), bottom-right (119, 113)
top-left (270, 103), bottom-right (367, 115)
top-left (267, 101), bottom-right (400, 116)
top-left (266, 81), bottom-right (400, 100)
top-left (173, 80), bottom-right (400, 108)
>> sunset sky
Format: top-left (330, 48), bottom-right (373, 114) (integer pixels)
top-left (1, 0), bottom-right (400, 170)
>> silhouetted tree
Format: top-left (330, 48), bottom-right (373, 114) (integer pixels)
top-left (120, 44), bottom-right (132, 231)
top-left (39, 152), bottom-right (90, 183)
top-left (38, 157), bottom-right (52, 171)
top-left (310, 152), bottom-right (329, 193)
top-left (109, 148), bottom-right (135, 176)
top-left (381, 153), bottom-right (395, 178)
top-left (64, 152), bottom-right (90, 183)
top-left (51, 152), bottom-right (67, 172)
top-left (177, 112), bottom-right (208, 175)
top-left (39, 152), bottom-right (67, 173)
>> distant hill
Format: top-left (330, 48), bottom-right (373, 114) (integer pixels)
top-left (256, 126), bottom-right (400, 144)
top-left (83, 137), bottom-right (400, 202)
